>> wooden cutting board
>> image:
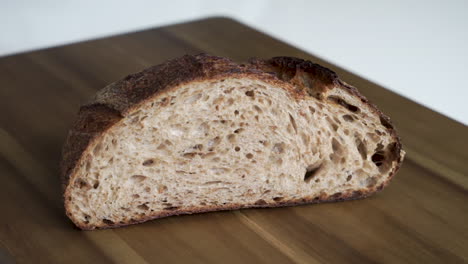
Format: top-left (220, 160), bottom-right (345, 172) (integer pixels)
top-left (0, 17), bottom-right (467, 264)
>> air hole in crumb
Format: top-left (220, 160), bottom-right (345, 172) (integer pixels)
top-left (372, 151), bottom-right (385, 167)
top-left (331, 138), bottom-right (342, 153)
top-left (142, 159), bottom-right (154, 166)
top-left (245, 90), bottom-right (255, 97)
top-left (164, 206), bottom-right (179, 210)
top-left (93, 181), bottom-right (99, 189)
top-left (273, 197), bottom-right (284, 202)
top-left (254, 105), bottom-right (262, 113)
top-left (246, 153), bottom-right (254, 159)
top-left (234, 128), bottom-right (244, 134)
top-left (255, 199), bottom-right (267, 205)
top-left (355, 137), bottom-right (367, 160)
top-left (144, 187), bottom-right (151, 193)
top-left (235, 146), bottom-right (241, 152)
top-left (326, 117), bottom-right (338, 131)
top-left (234, 110), bottom-right (239, 115)
top-left (76, 178), bottom-right (89, 189)
top-left (328, 96), bottom-right (360, 112)
top-left (333, 116), bottom-right (342, 124)
top-left (304, 164), bottom-right (322, 183)
top-left (203, 181), bottom-right (222, 185)
top-left (83, 214), bottom-right (90, 223)
top-left (132, 194), bottom-right (140, 199)
top-left (315, 178), bottom-right (320, 183)
top-left (137, 204), bottom-right (149, 210)
top-left (309, 106), bottom-right (316, 114)
top-left (289, 114), bottom-right (298, 133)
top-left (332, 192), bottom-right (342, 198)
top-left (194, 144), bottom-right (203, 151)
top-left (346, 175), bottom-right (352, 181)
top-left (130, 175), bottom-right (147, 183)
top-left (331, 123), bottom-right (338, 131)
top-left (103, 219), bottom-right (114, 225)
top-left (343, 115), bottom-right (354, 122)
top-left (157, 143), bottom-right (167, 150)
top-left (183, 152), bottom-right (197, 158)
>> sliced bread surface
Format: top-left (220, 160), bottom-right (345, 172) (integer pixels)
top-left (61, 54), bottom-right (404, 230)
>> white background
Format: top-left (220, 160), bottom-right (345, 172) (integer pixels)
top-left (2, 0), bottom-right (467, 125)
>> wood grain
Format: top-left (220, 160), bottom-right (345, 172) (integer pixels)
top-left (0, 17), bottom-right (466, 264)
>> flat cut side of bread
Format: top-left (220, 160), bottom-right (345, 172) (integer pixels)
top-left (61, 54), bottom-right (404, 230)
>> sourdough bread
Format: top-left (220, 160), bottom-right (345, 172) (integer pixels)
top-left (61, 54), bottom-right (404, 230)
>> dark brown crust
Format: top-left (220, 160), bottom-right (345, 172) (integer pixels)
top-left (61, 54), bottom-right (404, 230)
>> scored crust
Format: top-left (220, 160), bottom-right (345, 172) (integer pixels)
top-left (61, 54), bottom-right (404, 230)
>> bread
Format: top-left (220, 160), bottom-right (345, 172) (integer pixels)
top-left (61, 54), bottom-right (404, 230)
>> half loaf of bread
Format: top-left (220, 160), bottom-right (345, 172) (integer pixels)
top-left (61, 54), bottom-right (404, 230)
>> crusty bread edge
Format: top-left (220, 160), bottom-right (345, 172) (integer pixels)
top-left (60, 54), bottom-right (404, 230)
top-left (79, 189), bottom-right (380, 230)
